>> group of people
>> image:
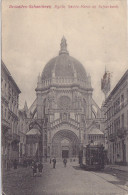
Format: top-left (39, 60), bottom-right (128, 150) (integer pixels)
top-left (31, 161), bottom-right (43, 177)
top-left (13, 157), bottom-right (68, 175)
top-left (50, 157), bottom-right (67, 168)
top-left (12, 157), bottom-right (68, 177)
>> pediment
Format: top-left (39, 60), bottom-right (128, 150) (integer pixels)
top-left (50, 119), bottom-right (79, 131)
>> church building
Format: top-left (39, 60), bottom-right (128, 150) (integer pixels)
top-left (26, 37), bottom-right (104, 160)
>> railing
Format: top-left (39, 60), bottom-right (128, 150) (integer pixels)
top-left (108, 127), bottom-right (128, 141)
top-left (51, 118), bottom-right (61, 127)
top-left (108, 133), bottom-right (116, 142)
top-left (41, 77), bottom-right (88, 89)
top-left (2, 119), bottom-right (10, 128)
top-left (68, 118), bottom-right (79, 127)
top-left (117, 127), bottom-right (128, 138)
top-left (5, 133), bottom-right (12, 141)
top-left (50, 118), bottom-right (79, 128)
top-left (12, 133), bottom-right (20, 142)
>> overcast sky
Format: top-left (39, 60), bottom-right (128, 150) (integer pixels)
top-left (2, 0), bottom-right (128, 108)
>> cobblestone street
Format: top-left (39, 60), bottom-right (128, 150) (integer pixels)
top-left (2, 161), bottom-right (128, 195)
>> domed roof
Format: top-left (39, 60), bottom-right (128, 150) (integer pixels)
top-left (41, 37), bottom-right (87, 81)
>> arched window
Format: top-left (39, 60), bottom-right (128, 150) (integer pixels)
top-left (92, 111), bottom-right (96, 119)
top-left (83, 99), bottom-right (86, 115)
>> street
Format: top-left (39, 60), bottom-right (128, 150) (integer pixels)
top-left (2, 161), bottom-right (128, 195)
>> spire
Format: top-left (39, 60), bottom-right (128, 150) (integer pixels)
top-left (37, 73), bottom-right (42, 88)
top-left (101, 67), bottom-right (111, 100)
top-left (87, 73), bottom-right (92, 88)
top-left (24, 101), bottom-right (28, 112)
top-left (38, 73), bottom-right (41, 83)
top-left (59, 36), bottom-right (69, 55)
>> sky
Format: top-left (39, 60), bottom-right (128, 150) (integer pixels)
top-left (2, 0), bottom-right (128, 109)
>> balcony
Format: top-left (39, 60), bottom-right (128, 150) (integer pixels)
top-left (108, 133), bottom-right (116, 142)
top-left (12, 133), bottom-right (20, 143)
top-left (2, 119), bottom-right (10, 135)
top-left (117, 127), bottom-right (128, 138)
top-left (2, 119), bottom-right (10, 129)
top-left (5, 133), bottom-right (12, 141)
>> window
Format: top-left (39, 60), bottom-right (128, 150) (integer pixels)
top-left (114, 120), bottom-right (116, 133)
top-left (4, 82), bottom-right (7, 96)
top-left (118, 118), bottom-right (120, 131)
top-left (117, 98), bottom-right (120, 112)
top-left (121, 114), bottom-right (124, 128)
top-left (5, 108), bottom-right (6, 119)
top-left (114, 102), bottom-right (116, 114)
top-left (110, 124), bottom-right (111, 134)
top-left (2, 106), bottom-right (3, 118)
top-left (59, 96), bottom-right (71, 109)
top-left (127, 89), bottom-right (128, 103)
top-left (121, 94), bottom-right (124, 108)
top-left (111, 106), bottom-right (113, 116)
top-left (8, 113), bottom-right (10, 120)
top-left (108, 108), bottom-right (110, 119)
top-left (112, 123), bottom-right (113, 134)
top-left (127, 111), bottom-right (128, 127)
top-left (1, 78), bottom-right (3, 90)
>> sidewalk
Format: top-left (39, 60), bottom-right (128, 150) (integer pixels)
top-left (105, 165), bottom-right (128, 172)
top-left (2, 166), bottom-right (31, 177)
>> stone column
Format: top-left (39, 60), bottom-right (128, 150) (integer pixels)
top-left (37, 91), bottom-right (43, 119)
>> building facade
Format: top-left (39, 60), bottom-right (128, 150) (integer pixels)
top-left (1, 61), bottom-right (21, 169)
top-left (26, 38), bottom-right (105, 160)
top-left (18, 102), bottom-right (28, 163)
top-left (104, 70), bottom-right (128, 165)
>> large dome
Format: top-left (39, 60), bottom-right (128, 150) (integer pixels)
top-left (41, 37), bottom-right (87, 81)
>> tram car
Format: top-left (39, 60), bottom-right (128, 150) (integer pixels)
top-left (79, 144), bottom-right (105, 171)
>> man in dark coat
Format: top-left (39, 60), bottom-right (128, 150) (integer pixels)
top-left (63, 158), bottom-right (67, 167)
top-left (38, 162), bottom-right (43, 176)
top-left (13, 159), bottom-right (18, 169)
top-left (32, 162), bottom-right (37, 177)
top-left (52, 157), bottom-right (56, 168)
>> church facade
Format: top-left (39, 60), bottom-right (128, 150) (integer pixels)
top-left (26, 37), bottom-right (104, 160)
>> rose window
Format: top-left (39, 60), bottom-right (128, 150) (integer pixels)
top-left (59, 96), bottom-right (71, 109)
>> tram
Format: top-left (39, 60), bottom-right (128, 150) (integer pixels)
top-left (79, 144), bottom-right (105, 171)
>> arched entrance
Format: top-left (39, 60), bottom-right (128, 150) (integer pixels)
top-left (61, 139), bottom-right (70, 158)
top-left (52, 130), bottom-right (80, 158)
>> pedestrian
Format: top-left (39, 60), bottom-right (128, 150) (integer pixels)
top-left (38, 161), bottom-right (43, 176)
top-left (50, 158), bottom-right (51, 164)
top-left (32, 162), bottom-right (37, 177)
top-left (63, 158), bottom-right (67, 167)
top-left (52, 157), bottom-right (56, 169)
top-left (13, 159), bottom-right (18, 169)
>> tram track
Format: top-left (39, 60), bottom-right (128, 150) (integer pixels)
top-left (91, 170), bottom-right (128, 193)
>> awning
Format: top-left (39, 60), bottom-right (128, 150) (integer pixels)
top-left (88, 128), bottom-right (104, 135)
top-left (26, 128), bottom-right (41, 144)
top-left (26, 128), bottom-right (41, 135)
